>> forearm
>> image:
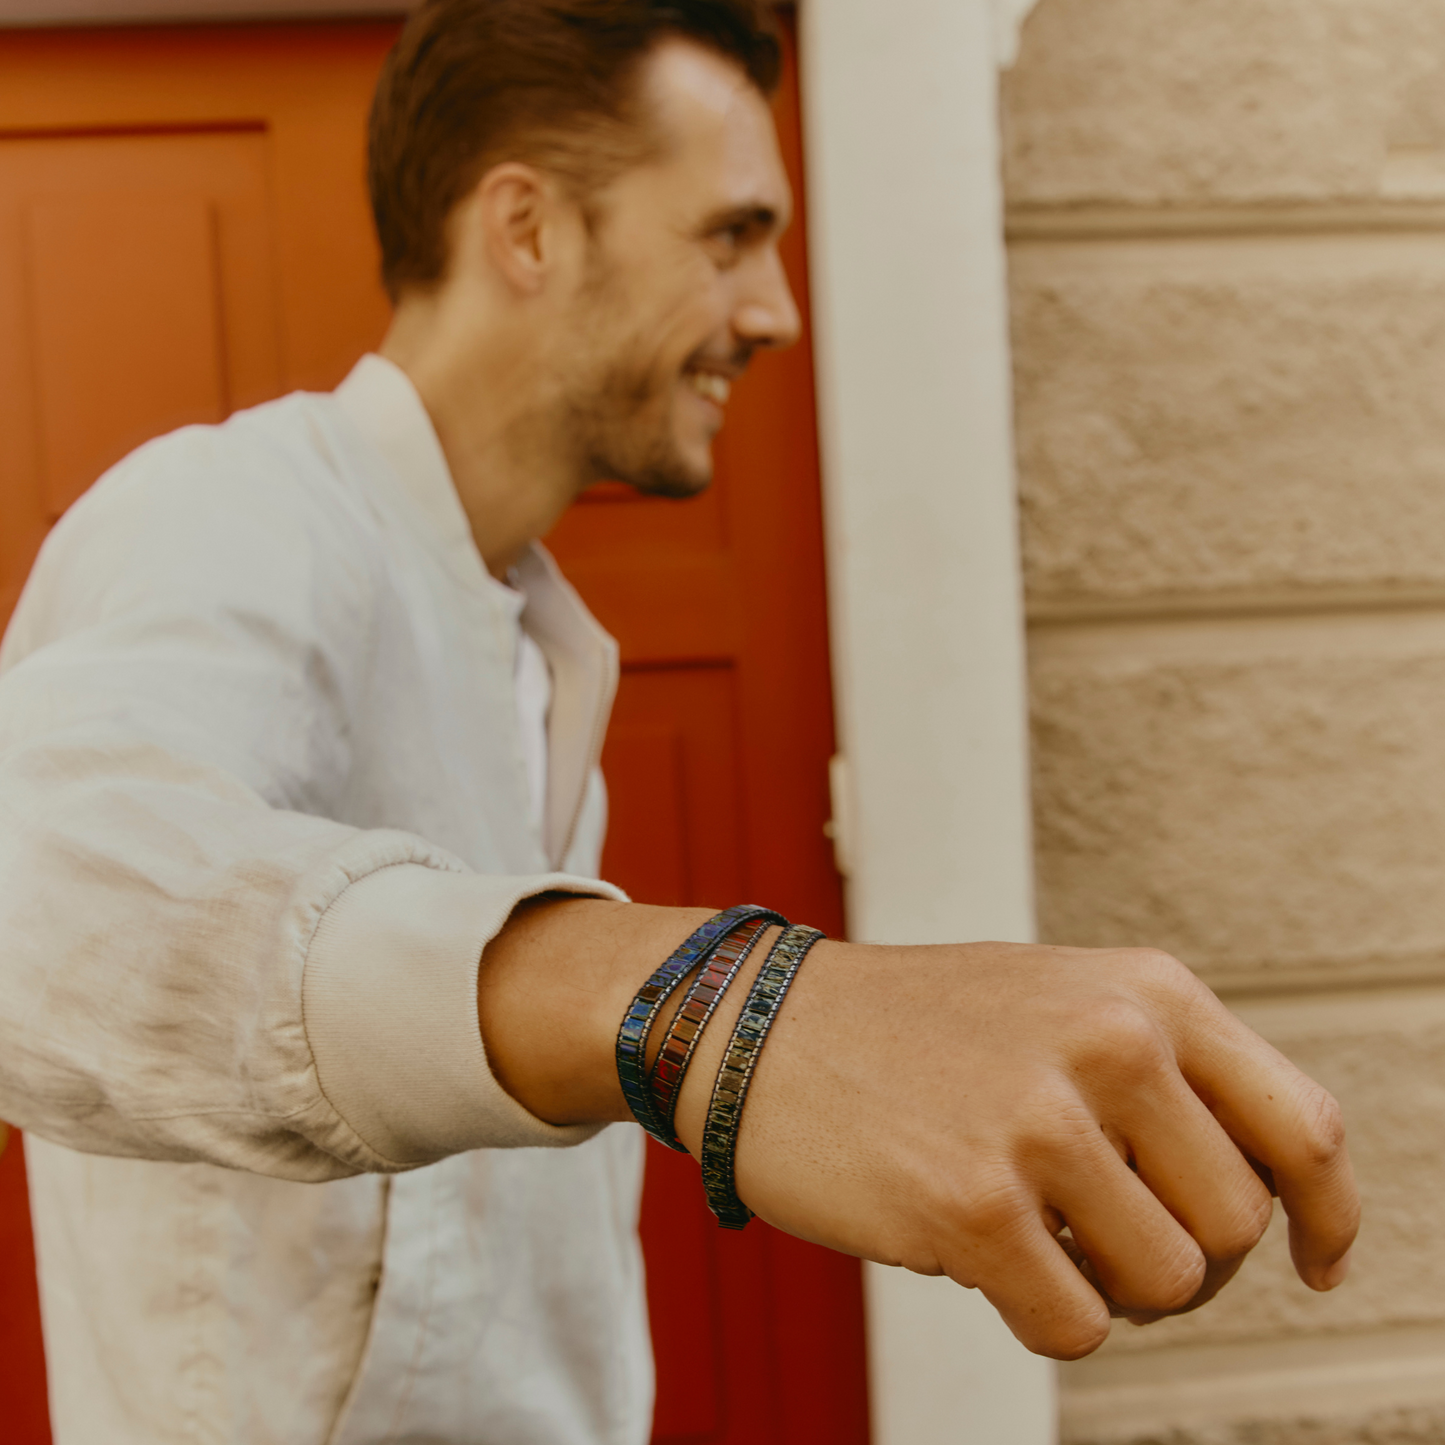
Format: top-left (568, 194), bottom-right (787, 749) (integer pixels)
top-left (479, 897), bottom-right (1358, 1362)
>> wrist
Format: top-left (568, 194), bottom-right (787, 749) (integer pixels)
top-left (477, 895), bottom-right (715, 1126)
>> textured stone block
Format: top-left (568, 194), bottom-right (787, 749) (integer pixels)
top-left (1011, 234), bottom-right (1445, 610)
top-left (1067, 1399), bottom-right (1445, 1444)
top-left (1057, 989), bottom-right (1445, 1441)
top-left (1031, 613), bottom-right (1445, 987)
top-left (1004, 0), bottom-right (1445, 208)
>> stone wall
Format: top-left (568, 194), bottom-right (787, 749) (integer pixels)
top-left (1002, 3), bottom-right (1445, 1441)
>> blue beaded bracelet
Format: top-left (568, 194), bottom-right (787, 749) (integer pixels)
top-left (616, 905), bottom-right (788, 1148)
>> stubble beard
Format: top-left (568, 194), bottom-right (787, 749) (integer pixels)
top-left (563, 248), bottom-right (714, 500)
top-left (566, 351), bottom-right (712, 500)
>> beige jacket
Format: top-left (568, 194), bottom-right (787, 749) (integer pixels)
top-left (0, 357), bottom-right (651, 1444)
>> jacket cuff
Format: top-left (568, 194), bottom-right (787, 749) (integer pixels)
top-left (303, 864), bottom-right (627, 1166)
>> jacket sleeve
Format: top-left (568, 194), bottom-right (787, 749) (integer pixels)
top-left (0, 422), bottom-right (624, 1181)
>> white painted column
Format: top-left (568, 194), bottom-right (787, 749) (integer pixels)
top-left (799, 0), bottom-right (1054, 1441)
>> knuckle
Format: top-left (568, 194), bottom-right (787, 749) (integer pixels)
top-left (1294, 1087), bottom-right (1347, 1170)
top-left (1122, 948), bottom-right (1210, 1011)
top-left (1098, 1236), bottom-right (1205, 1315)
top-left (1238, 1186), bottom-right (1277, 1250)
top-left (1018, 1088), bottom-right (1107, 1170)
top-left (1085, 996), bottom-right (1154, 1046)
top-left (1145, 1242), bottom-right (1208, 1313)
top-left (1208, 1189), bottom-right (1275, 1261)
top-left (954, 1175), bottom-right (1032, 1246)
top-left (1127, 947), bottom-right (1190, 983)
top-left (1075, 998), bottom-right (1172, 1083)
top-left (1041, 1312), bottom-right (1111, 1362)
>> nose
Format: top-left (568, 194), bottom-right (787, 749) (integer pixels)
top-left (734, 247), bottom-right (802, 352)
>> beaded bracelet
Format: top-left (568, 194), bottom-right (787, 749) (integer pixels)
top-left (700, 923), bottom-right (825, 1230)
top-left (616, 905), bottom-right (788, 1148)
top-left (647, 915), bottom-right (773, 1153)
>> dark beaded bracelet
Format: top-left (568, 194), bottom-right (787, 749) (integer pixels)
top-left (647, 915), bottom-right (773, 1152)
top-left (700, 923), bottom-right (825, 1230)
top-left (616, 905), bottom-right (788, 1148)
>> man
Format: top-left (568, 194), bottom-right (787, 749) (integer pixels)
top-left (0, 2), bottom-right (1357, 1441)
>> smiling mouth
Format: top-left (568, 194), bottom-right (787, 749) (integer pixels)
top-left (686, 370), bottom-right (732, 406)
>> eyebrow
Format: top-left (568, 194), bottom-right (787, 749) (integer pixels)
top-left (699, 202), bottom-right (790, 237)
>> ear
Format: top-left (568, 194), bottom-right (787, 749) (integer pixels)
top-left (468, 161), bottom-right (575, 298)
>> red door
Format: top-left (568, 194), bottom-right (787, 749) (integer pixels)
top-left (0, 18), bottom-right (868, 1443)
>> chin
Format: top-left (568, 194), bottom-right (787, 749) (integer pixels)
top-left (673, 442), bottom-right (716, 495)
top-left (624, 431), bottom-right (715, 498)
top-left (627, 463), bottom-right (712, 500)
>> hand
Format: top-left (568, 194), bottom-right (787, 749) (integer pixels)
top-left (670, 937), bottom-right (1357, 1359)
top-left (480, 906), bottom-right (1359, 1361)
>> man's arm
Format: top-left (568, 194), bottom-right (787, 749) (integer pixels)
top-left (0, 432), bottom-right (622, 1178)
top-left (480, 898), bottom-right (1359, 1360)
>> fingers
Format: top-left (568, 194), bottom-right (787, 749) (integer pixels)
top-left (1035, 977), bottom-right (1286, 1319)
top-left (1051, 1230), bottom-right (1245, 1325)
top-left (1039, 1125), bottom-right (1206, 1315)
top-left (1115, 1056), bottom-right (1276, 1267)
top-left (939, 1100), bottom-right (1224, 1357)
top-left (1170, 993), bottom-right (1359, 1291)
top-left (939, 1192), bottom-right (1112, 1360)
top-left (1237, 1073), bottom-right (1357, 1291)
top-left (949, 1139), bottom-right (1253, 1359)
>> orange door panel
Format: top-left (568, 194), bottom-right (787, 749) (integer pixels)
top-left (0, 126), bottom-right (284, 618)
top-left (0, 24), bottom-right (395, 627)
top-left (0, 17), bottom-right (867, 1445)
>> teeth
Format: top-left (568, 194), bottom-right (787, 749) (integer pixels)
top-left (688, 372), bottom-right (731, 405)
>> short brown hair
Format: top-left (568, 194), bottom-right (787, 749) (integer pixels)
top-left (368, 0), bottom-right (782, 299)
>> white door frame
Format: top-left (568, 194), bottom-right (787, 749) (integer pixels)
top-left (800, 1), bottom-right (1053, 1440)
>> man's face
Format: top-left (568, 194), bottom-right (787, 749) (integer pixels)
top-left (560, 39), bottom-right (801, 497)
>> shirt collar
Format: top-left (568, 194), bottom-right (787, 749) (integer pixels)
top-left (334, 354), bottom-right (534, 625)
top-left (330, 354), bottom-right (619, 863)
top-left (335, 354), bottom-right (473, 554)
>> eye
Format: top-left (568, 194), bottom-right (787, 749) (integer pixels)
top-left (705, 219), bottom-right (755, 268)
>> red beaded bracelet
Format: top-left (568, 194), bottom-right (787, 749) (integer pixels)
top-left (615, 906), bottom-right (788, 1148)
top-left (646, 915), bottom-right (773, 1152)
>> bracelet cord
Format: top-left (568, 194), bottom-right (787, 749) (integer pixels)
top-left (699, 924), bottom-right (825, 1230)
top-left (647, 915), bottom-right (773, 1152)
top-left (615, 905), bottom-right (789, 1147)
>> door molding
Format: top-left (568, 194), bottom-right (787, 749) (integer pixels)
top-left (0, 0), bottom-right (406, 24)
top-left (800, 0), bottom-right (1054, 1441)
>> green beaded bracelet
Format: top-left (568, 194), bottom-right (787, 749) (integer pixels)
top-left (699, 923), bottom-right (825, 1230)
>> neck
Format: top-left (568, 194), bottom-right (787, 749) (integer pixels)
top-left (380, 300), bottom-right (582, 580)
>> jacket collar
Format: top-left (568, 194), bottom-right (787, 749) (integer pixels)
top-left (335, 353), bottom-right (482, 591)
top-left (333, 354), bottom-right (618, 867)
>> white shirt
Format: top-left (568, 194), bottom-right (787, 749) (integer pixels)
top-left (0, 355), bottom-right (651, 1444)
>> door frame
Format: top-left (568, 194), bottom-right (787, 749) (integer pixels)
top-left (800, 0), bottom-right (1054, 1441)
